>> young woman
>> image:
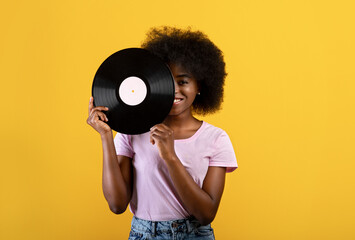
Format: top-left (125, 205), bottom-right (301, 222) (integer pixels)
top-left (87, 26), bottom-right (238, 240)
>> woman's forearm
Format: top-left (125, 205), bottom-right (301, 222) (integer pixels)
top-left (164, 155), bottom-right (226, 225)
top-left (101, 131), bottom-right (131, 214)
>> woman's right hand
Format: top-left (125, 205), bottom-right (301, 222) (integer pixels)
top-left (87, 96), bottom-right (111, 135)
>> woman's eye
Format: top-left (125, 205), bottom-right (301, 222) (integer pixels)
top-left (178, 80), bottom-right (188, 85)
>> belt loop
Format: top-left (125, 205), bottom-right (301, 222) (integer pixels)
top-left (152, 221), bottom-right (156, 237)
top-left (186, 219), bottom-right (192, 233)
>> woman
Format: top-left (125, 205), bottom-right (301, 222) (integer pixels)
top-left (87, 26), bottom-right (238, 239)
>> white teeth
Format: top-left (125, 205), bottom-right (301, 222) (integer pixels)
top-left (174, 99), bottom-right (182, 103)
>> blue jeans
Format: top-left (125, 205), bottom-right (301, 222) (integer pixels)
top-left (128, 216), bottom-right (215, 240)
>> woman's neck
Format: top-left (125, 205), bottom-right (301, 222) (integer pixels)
top-left (163, 109), bottom-right (200, 130)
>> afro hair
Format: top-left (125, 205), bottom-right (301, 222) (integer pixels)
top-left (141, 26), bottom-right (227, 115)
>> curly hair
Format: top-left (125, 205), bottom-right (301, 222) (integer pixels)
top-left (141, 26), bottom-right (227, 115)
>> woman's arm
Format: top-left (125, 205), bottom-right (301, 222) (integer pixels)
top-left (166, 160), bottom-right (226, 225)
top-left (150, 124), bottom-right (226, 225)
top-left (87, 97), bottom-right (132, 214)
top-left (101, 131), bottom-right (133, 214)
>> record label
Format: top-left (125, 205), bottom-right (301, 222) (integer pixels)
top-left (118, 76), bottom-right (147, 106)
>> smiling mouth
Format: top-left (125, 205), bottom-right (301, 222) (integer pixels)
top-left (173, 98), bottom-right (183, 104)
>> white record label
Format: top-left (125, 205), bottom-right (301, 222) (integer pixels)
top-left (118, 76), bottom-right (147, 106)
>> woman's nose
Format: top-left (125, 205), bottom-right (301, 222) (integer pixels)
top-left (174, 81), bottom-right (179, 94)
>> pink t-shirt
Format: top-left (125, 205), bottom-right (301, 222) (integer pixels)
top-left (113, 121), bottom-right (238, 221)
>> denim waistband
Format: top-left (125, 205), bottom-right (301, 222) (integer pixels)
top-left (131, 216), bottom-right (206, 236)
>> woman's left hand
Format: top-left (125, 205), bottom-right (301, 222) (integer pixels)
top-left (150, 124), bottom-right (177, 161)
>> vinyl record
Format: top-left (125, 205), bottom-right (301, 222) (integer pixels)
top-left (92, 48), bottom-right (175, 134)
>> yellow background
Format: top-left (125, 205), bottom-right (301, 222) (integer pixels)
top-left (1, 0), bottom-right (354, 239)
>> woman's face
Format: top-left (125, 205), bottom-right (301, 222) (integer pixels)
top-left (168, 63), bottom-right (199, 116)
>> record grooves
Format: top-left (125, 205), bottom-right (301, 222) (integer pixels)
top-left (92, 48), bottom-right (175, 134)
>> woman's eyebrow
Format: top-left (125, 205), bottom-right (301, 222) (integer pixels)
top-left (176, 73), bottom-right (191, 78)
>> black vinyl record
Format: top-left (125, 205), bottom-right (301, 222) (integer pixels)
top-left (92, 48), bottom-right (175, 134)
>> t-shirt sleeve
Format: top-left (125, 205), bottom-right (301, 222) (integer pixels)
top-left (113, 132), bottom-right (134, 158)
top-left (209, 130), bottom-right (238, 173)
